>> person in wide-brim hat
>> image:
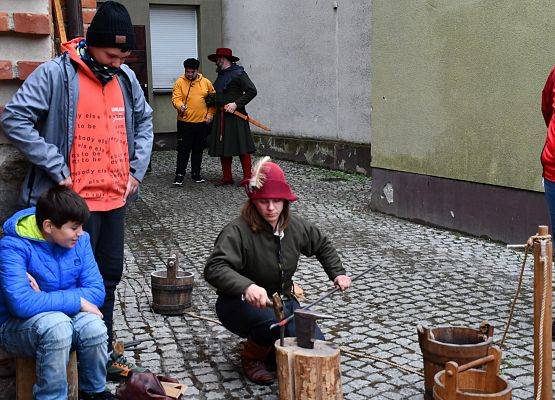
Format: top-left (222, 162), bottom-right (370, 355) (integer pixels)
top-left (208, 48), bottom-right (240, 63)
top-left (205, 46), bottom-right (257, 186)
top-left (204, 157), bottom-right (352, 385)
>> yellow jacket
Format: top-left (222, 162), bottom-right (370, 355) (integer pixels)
top-left (172, 73), bottom-right (216, 123)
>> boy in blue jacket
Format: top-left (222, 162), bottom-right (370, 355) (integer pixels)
top-left (0, 186), bottom-right (114, 400)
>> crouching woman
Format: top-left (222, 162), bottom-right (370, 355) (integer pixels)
top-left (204, 157), bottom-right (351, 385)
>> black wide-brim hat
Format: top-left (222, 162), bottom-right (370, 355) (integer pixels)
top-left (208, 48), bottom-right (239, 62)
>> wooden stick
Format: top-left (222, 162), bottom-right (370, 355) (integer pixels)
top-left (456, 354), bottom-right (495, 373)
top-left (52, 0), bottom-right (67, 44)
top-left (533, 225), bottom-right (552, 400)
top-left (232, 111), bottom-right (271, 132)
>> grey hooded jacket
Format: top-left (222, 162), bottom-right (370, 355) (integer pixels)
top-left (0, 52), bottom-right (153, 207)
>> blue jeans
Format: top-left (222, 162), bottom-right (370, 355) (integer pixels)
top-left (544, 178), bottom-right (555, 231)
top-left (216, 295), bottom-right (325, 347)
top-left (0, 311), bottom-right (108, 400)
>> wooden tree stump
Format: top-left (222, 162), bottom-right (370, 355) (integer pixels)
top-left (16, 350), bottom-right (78, 400)
top-left (275, 337), bottom-right (343, 400)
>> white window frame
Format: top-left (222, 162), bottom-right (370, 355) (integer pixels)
top-left (149, 5), bottom-right (198, 92)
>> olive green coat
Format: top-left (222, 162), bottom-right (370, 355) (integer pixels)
top-left (207, 72), bottom-right (257, 157)
top-left (204, 215), bottom-right (345, 297)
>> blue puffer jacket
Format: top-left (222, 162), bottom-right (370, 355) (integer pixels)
top-left (0, 207), bottom-right (105, 326)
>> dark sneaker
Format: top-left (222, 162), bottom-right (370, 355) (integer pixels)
top-left (106, 351), bottom-right (147, 381)
top-left (173, 174), bottom-right (184, 186)
top-left (192, 175), bottom-right (205, 183)
top-left (79, 390), bottom-right (116, 400)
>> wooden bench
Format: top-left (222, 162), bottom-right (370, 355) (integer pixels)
top-left (0, 347), bottom-right (78, 400)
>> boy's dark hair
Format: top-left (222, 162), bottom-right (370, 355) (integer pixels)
top-left (36, 186), bottom-right (90, 229)
top-left (183, 58), bottom-right (200, 69)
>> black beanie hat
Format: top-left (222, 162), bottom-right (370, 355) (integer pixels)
top-left (86, 1), bottom-right (135, 50)
top-left (183, 58), bottom-right (200, 69)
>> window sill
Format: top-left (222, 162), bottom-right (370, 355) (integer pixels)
top-left (153, 89), bottom-right (173, 94)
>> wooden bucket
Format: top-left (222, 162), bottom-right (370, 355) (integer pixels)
top-left (433, 346), bottom-right (512, 400)
top-left (418, 322), bottom-right (494, 400)
top-left (151, 253), bottom-right (194, 315)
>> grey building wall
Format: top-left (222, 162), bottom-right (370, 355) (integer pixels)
top-left (369, 0), bottom-right (555, 242)
top-left (371, 0), bottom-right (553, 192)
top-left (221, 0), bottom-right (371, 145)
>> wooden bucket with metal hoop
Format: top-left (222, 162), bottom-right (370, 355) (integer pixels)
top-left (151, 252), bottom-right (194, 315)
top-left (433, 346), bottom-right (512, 400)
top-left (418, 322), bottom-right (494, 400)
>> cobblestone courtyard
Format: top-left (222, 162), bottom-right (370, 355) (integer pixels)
top-left (111, 152), bottom-right (554, 399)
top-left (1, 151), bottom-right (553, 399)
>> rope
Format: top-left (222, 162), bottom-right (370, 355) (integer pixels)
top-left (500, 234), bottom-right (552, 347)
top-left (499, 239), bottom-right (531, 347)
top-left (178, 308), bottom-right (425, 378)
top-left (535, 239), bottom-right (548, 400)
top-left (341, 348), bottom-right (425, 377)
top-left (505, 234), bottom-right (552, 400)
top-left (184, 311), bottom-right (222, 326)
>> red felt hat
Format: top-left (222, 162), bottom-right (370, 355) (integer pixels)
top-left (245, 157), bottom-right (297, 202)
top-left (208, 48), bottom-right (240, 63)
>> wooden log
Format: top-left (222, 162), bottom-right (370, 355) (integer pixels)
top-left (16, 351), bottom-right (78, 400)
top-left (275, 337), bottom-right (343, 400)
top-left (533, 225), bottom-right (553, 400)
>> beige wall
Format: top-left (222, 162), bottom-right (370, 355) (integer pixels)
top-left (221, 0), bottom-right (371, 144)
top-left (371, 0), bottom-right (554, 192)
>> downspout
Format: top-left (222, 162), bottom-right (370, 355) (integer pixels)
top-left (67, 0), bottom-right (84, 39)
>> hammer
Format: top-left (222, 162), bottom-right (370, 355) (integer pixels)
top-left (268, 293), bottom-right (286, 346)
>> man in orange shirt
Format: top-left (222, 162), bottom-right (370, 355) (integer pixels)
top-left (1, 1), bottom-right (153, 381)
top-left (172, 58), bottom-right (215, 185)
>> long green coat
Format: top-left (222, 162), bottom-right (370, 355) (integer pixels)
top-left (204, 215), bottom-right (345, 297)
top-left (208, 70), bottom-right (257, 157)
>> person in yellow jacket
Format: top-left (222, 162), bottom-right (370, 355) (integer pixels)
top-left (171, 58), bottom-right (215, 185)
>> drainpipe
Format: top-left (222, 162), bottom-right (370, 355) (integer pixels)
top-left (67, 0), bottom-right (84, 39)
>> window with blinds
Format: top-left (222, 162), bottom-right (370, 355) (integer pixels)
top-left (149, 5), bottom-right (198, 91)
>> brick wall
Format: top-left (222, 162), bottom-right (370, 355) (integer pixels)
top-left (57, 0), bottom-right (97, 40)
top-left (81, 0), bottom-right (97, 34)
top-left (0, 6), bottom-right (52, 81)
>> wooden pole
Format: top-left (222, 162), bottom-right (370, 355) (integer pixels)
top-left (52, 0), bottom-right (67, 44)
top-left (533, 225), bottom-right (552, 400)
top-left (276, 337), bottom-right (343, 400)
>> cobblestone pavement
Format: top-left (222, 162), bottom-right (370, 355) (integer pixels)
top-left (0, 151), bottom-right (553, 399)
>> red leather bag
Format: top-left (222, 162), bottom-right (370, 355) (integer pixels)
top-left (116, 371), bottom-right (180, 400)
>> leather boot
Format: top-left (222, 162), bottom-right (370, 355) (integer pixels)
top-left (241, 339), bottom-right (274, 385)
top-left (265, 346), bottom-right (277, 372)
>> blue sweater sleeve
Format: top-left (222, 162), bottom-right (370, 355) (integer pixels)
top-left (75, 234), bottom-right (105, 307)
top-left (0, 237), bottom-right (81, 318)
